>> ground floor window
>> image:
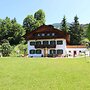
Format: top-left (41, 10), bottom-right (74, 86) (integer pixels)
top-left (30, 50), bottom-right (35, 54)
top-left (50, 50), bottom-right (56, 54)
top-left (50, 49), bottom-right (63, 54)
top-left (69, 51), bottom-right (71, 53)
top-left (57, 49), bottom-right (63, 54)
top-left (30, 49), bottom-right (42, 54)
top-left (79, 51), bottom-right (81, 53)
top-left (36, 50), bottom-right (42, 54)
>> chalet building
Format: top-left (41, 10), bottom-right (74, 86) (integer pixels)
top-left (24, 25), bottom-right (87, 57)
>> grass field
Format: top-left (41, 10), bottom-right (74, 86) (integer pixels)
top-left (0, 57), bottom-right (90, 90)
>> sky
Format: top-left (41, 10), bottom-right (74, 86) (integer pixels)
top-left (0, 0), bottom-right (90, 25)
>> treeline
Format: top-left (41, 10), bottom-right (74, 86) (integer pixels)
top-left (0, 9), bottom-right (45, 45)
top-left (0, 9), bottom-right (46, 56)
top-left (0, 9), bottom-right (90, 57)
top-left (60, 16), bottom-right (90, 45)
top-left (61, 16), bottom-right (85, 45)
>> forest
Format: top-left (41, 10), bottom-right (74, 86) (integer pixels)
top-left (0, 9), bottom-right (90, 57)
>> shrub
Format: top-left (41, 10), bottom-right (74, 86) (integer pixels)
top-left (1, 43), bottom-right (12, 57)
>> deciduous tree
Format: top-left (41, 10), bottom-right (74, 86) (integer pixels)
top-left (34, 9), bottom-right (45, 24)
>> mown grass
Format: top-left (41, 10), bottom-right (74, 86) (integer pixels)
top-left (0, 57), bottom-right (90, 90)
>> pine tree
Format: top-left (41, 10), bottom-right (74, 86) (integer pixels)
top-left (86, 23), bottom-right (90, 41)
top-left (61, 16), bottom-right (68, 33)
top-left (69, 16), bottom-right (84, 45)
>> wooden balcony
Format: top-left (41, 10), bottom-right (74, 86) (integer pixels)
top-left (35, 44), bottom-right (56, 48)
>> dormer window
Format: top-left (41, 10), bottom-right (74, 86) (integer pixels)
top-left (52, 33), bottom-right (55, 36)
top-left (42, 33), bottom-right (45, 36)
top-left (47, 33), bottom-right (50, 36)
top-left (37, 34), bottom-right (40, 36)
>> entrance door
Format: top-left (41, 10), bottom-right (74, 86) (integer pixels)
top-left (44, 48), bottom-right (48, 57)
top-left (73, 51), bottom-right (77, 57)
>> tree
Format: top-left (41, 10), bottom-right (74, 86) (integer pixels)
top-left (86, 23), bottom-right (90, 41)
top-left (23, 15), bottom-right (37, 33)
top-left (9, 22), bottom-right (25, 45)
top-left (34, 9), bottom-right (45, 24)
top-left (0, 17), bottom-right (12, 42)
top-left (61, 16), bottom-right (68, 33)
top-left (0, 17), bottom-right (25, 45)
top-left (11, 17), bottom-right (17, 24)
top-left (0, 18), bottom-right (3, 42)
top-left (23, 9), bottom-right (46, 33)
top-left (69, 16), bottom-right (84, 45)
top-left (1, 42), bottom-right (12, 57)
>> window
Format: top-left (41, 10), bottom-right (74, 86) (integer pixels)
top-left (47, 33), bottom-right (50, 36)
top-left (36, 50), bottom-right (42, 54)
top-left (30, 41), bottom-right (35, 46)
top-left (42, 33), bottom-right (45, 36)
top-left (57, 40), bottom-right (63, 45)
top-left (43, 41), bottom-right (49, 45)
top-left (36, 41), bottom-right (41, 45)
top-left (52, 33), bottom-right (55, 36)
top-left (69, 51), bottom-right (71, 53)
top-left (50, 50), bottom-right (56, 54)
top-left (79, 51), bottom-right (81, 53)
top-left (30, 50), bottom-right (35, 54)
top-left (37, 34), bottom-right (40, 36)
top-left (57, 49), bottom-right (63, 54)
top-left (50, 41), bottom-right (56, 45)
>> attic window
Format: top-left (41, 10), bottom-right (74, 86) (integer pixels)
top-left (47, 33), bottom-right (50, 36)
top-left (42, 33), bottom-right (45, 36)
top-left (37, 34), bottom-right (40, 36)
top-left (52, 33), bottom-right (55, 36)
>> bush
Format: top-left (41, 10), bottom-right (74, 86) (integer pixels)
top-left (10, 44), bottom-right (27, 57)
top-left (1, 43), bottom-right (12, 57)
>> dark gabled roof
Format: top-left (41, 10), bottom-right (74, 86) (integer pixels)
top-left (24, 25), bottom-right (70, 44)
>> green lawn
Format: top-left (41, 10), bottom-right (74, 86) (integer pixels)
top-left (0, 57), bottom-right (90, 90)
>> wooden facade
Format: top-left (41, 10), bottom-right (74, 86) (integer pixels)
top-left (24, 25), bottom-right (70, 44)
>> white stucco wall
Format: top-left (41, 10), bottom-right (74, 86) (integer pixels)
top-left (56, 39), bottom-right (66, 55)
top-left (66, 48), bottom-right (87, 57)
top-left (28, 39), bottom-right (66, 57)
top-left (28, 40), bottom-right (43, 57)
top-left (28, 39), bottom-right (88, 57)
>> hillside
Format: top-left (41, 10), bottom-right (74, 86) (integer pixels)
top-left (52, 23), bottom-right (71, 29)
top-left (52, 23), bottom-right (88, 30)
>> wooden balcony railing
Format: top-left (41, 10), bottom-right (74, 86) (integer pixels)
top-left (35, 44), bottom-right (56, 48)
